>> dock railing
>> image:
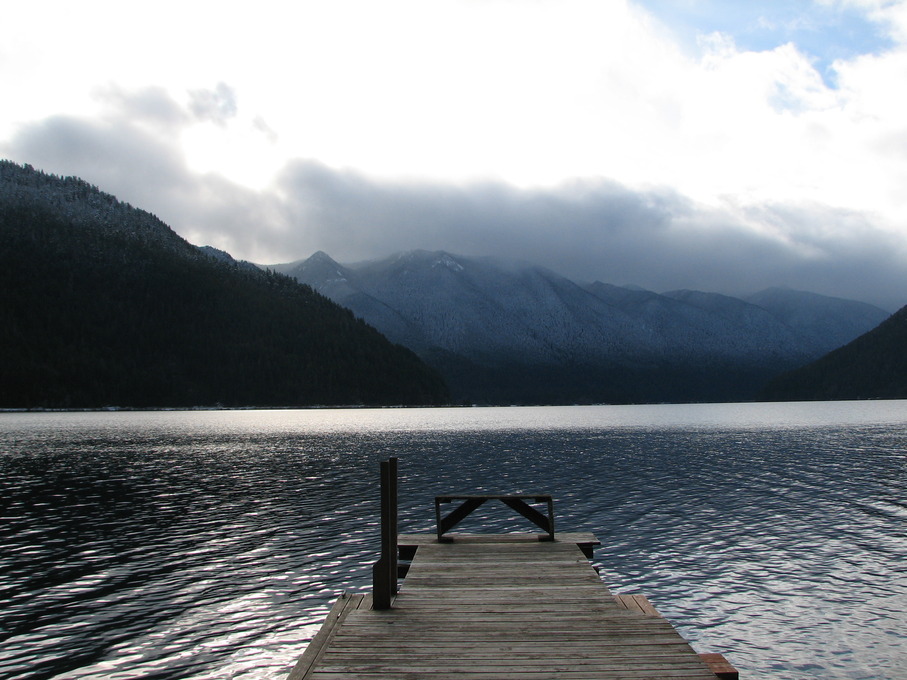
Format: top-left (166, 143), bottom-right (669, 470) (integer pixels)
top-left (434, 494), bottom-right (555, 541)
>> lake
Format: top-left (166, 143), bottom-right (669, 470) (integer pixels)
top-left (1, 401), bottom-right (905, 679)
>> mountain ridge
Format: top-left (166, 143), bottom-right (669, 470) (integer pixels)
top-left (3, 158), bottom-right (892, 407)
top-left (278, 249), bottom-right (892, 404)
top-left (0, 160), bottom-right (449, 408)
top-left (760, 304), bottom-right (907, 401)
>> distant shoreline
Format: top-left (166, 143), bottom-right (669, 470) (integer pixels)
top-left (0, 403), bottom-right (473, 414)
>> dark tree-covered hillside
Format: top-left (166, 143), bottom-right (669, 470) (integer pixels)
top-left (0, 160), bottom-right (449, 408)
top-left (760, 305), bottom-right (906, 401)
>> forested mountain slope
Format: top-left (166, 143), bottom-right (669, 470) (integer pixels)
top-left (279, 250), bottom-right (891, 404)
top-left (760, 304), bottom-right (907, 401)
top-left (0, 161), bottom-right (448, 408)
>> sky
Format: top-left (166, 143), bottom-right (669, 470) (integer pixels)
top-left (2, 0), bottom-right (906, 310)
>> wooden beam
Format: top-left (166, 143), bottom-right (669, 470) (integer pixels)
top-left (286, 593), bottom-right (366, 680)
top-left (499, 496), bottom-right (554, 539)
top-left (699, 652), bottom-right (739, 679)
top-left (372, 457), bottom-right (398, 609)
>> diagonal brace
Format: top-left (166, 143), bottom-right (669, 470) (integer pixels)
top-left (500, 497), bottom-right (554, 538)
top-left (436, 497), bottom-right (488, 540)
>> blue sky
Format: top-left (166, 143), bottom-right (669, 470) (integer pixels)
top-left (2, 0), bottom-right (906, 309)
top-left (639, 0), bottom-right (894, 77)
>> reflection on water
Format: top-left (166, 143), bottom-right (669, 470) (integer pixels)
top-left (1, 402), bottom-right (906, 679)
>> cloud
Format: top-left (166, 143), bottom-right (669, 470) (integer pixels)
top-left (252, 116), bottom-right (278, 143)
top-left (188, 82), bottom-right (238, 125)
top-left (4, 106), bottom-right (905, 311)
top-left (0, 55), bottom-right (907, 309)
top-left (271, 160), bottom-right (906, 309)
top-left (5, 1), bottom-right (907, 216)
top-left (1, 90), bottom-right (286, 264)
top-left (640, 0), bottom-right (897, 74)
top-left (93, 85), bottom-right (190, 132)
top-left (3, 115), bottom-right (187, 207)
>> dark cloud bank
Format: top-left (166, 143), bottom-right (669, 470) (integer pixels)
top-left (3, 87), bottom-right (904, 311)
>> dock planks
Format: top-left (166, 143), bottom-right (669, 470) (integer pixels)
top-left (288, 535), bottom-right (725, 680)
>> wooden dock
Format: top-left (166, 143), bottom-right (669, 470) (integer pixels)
top-left (288, 461), bottom-right (737, 680)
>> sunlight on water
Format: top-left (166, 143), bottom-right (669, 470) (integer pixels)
top-left (1, 401), bottom-right (906, 679)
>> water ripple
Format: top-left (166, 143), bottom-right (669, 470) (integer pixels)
top-left (1, 405), bottom-right (905, 679)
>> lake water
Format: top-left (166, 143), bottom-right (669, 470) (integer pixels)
top-left (1, 402), bottom-right (905, 680)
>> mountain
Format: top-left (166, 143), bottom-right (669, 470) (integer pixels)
top-left (276, 250), bottom-right (891, 404)
top-left (744, 287), bottom-right (889, 356)
top-left (760, 304), bottom-right (907, 401)
top-left (0, 161), bottom-right (449, 408)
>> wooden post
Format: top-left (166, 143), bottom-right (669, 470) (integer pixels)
top-left (387, 457), bottom-right (398, 594)
top-left (372, 457), bottom-right (398, 609)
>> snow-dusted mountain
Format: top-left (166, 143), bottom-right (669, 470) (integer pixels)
top-left (0, 162), bottom-right (449, 408)
top-left (280, 251), bottom-right (641, 363)
top-left (743, 287), bottom-right (889, 353)
top-left (761, 303), bottom-right (907, 401)
top-left (274, 250), bottom-right (890, 404)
